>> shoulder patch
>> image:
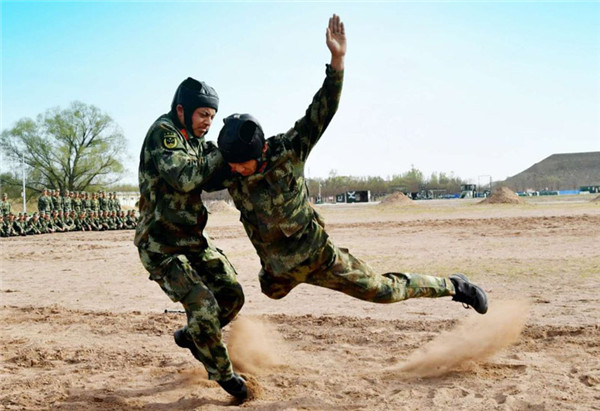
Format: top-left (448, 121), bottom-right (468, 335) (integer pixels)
top-left (163, 132), bottom-right (178, 149)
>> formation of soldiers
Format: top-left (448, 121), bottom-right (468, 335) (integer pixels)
top-left (0, 190), bottom-right (138, 238)
top-left (37, 189), bottom-right (122, 214)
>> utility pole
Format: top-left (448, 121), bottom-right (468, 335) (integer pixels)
top-left (21, 154), bottom-right (26, 212)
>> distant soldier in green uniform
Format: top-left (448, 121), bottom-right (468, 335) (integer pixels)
top-left (125, 210), bottom-right (137, 229)
top-left (1, 193), bottom-right (12, 216)
top-left (51, 190), bottom-right (62, 212)
top-left (98, 191), bottom-right (108, 212)
top-left (0, 215), bottom-right (8, 237)
top-left (12, 213), bottom-right (26, 236)
top-left (216, 14), bottom-right (487, 315)
top-left (6, 214), bottom-right (19, 236)
top-left (62, 190), bottom-right (72, 214)
top-left (72, 192), bottom-right (82, 213)
top-left (38, 189), bottom-right (51, 213)
top-left (113, 192), bottom-right (121, 212)
top-left (41, 213), bottom-right (56, 234)
top-left (82, 192), bottom-right (91, 212)
top-left (52, 211), bottom-right (67, 233)
top-left (90, 192), bottom-right (99, 212)
top-left (26, 213), bottom-right (42, 235)
top-left (107, 192), bottom-right (114, 212)
top-left (134, 75), bottom-right (247, 400)
top-left (63, 211), bottom-right (76, 231)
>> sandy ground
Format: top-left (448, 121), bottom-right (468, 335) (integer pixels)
top-left (1, 196), bottom-right (599, 410)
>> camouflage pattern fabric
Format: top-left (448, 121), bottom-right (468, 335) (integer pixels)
top-left (135, 110), bottom-right (242, 382)
top-left (134, 112), bottom-right (225, 254)
top-left (38, 195), bottom-right (51, 213)
top-left (223, 65), bottom-right (341, 275)
top-left (223, 65), bottom-right (456, 302)
top-left (259, 239), bottom-right (454, 301)
top-left (138, 241), bottom-right (243, 381)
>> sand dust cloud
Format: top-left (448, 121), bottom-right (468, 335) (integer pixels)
top-left (390, 300), bottom-right (530, 378)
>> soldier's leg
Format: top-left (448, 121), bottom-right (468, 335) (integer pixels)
top-left (187, 240), bottom-right (245, 328)
top-left (138, 248), bottom-right (234, 382)
top-left (258, 268), bottom-right (305, 300)
top-left (305, 240), bottom-right (455, 303)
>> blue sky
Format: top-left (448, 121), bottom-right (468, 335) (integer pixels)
top-left (2, 1), bottom-right (599, 185)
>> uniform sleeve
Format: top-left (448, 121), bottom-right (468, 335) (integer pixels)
top-left (147, 123), bottom-right (227, 193)
top-left (286, 64), bottom-right (344, 162)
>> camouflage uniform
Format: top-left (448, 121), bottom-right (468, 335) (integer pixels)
top-left (98, 192), bottom-right (108, 212)
top-left (1, 194), bottom-right (12, 216)
top-left (113, 193), bottom-right (121, 212)
top-left (26, 215), bottom-right (42, 235)
top-left (72, 193), bottom-right (82, 213)
top-left (82, 193), bottom-right (91, 212)
top-left (222, 66), bottom-right (455, 302)
top-left (90, 194), bottom-right (99, 212)
top-left (51, 191), bottom-right (62, 212)
top-left (38, 191), bottom-right (51, 213)
top-left (134, 110), bottom-right (244, 382)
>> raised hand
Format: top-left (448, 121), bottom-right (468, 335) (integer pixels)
top-left (326, 14), bottom-right (346, 71)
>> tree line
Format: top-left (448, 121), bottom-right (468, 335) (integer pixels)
top-left (2, 101), bottom-right (468, 203)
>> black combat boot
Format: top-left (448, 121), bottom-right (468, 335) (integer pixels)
top-left (217, 373), bottom-right (248, 400)
top-left (175, 328), bottom-right (249, 400)
top-left (174, 327), bottom-right (204, 362)
top-left (449, 273), bottom-right (488, 314)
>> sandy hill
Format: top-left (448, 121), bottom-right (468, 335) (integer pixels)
top-left (479, 186), bottom-right (526, 205)
top-left (503, 152), bottom-right (600, 191)
top-left (379, 191), bottom-right (414, 206)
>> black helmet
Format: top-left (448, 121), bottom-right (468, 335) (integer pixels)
top-left (171, 77), bottom-right (219, 132)
top-left (218, 114), bottom-right (265, 163)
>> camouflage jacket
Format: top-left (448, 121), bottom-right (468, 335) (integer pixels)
top-left (222, 65), bottom-right (343, 275)
top-left (134, 111), bottom-right (225, 254)
top-left (72, 198), bottom-right (82, 213)
top-left (37, 196), bottom-right (51, 213)
top-left (51, 196), bottom-right (62, 212)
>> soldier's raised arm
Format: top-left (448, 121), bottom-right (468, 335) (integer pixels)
top-left (287, 13), bottom-right (346, 161)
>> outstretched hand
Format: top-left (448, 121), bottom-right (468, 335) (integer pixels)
top-left (326, 14), bottom-right (346, 71)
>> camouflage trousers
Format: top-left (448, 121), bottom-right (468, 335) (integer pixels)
top-left (138, 241), bottom-right (244, 381)
top-left (259, 239), bottom-right (455, 302)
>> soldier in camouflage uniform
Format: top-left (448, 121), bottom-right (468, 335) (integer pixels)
top-left (107, 192), bottom-right (114, 212)
top-left (12, 213), bottom-right (26, 236)
top-left (216, 14), bottom-right (487, 315)
top-left (52, 211), bottom-right (67, 233)
top-left (51, 190), bottom-right (62, 212)
top-left (98, 191), bottom-right (108, 212)
top-left (26, 213), bottom-right (42, 235)
top-left (0, 215), bottom-right (8, 237)
top-left (72, 192), bottom-right (82, 214)
top-left (90, 192), bottom-right (99, 212)
top-left (125, 210), bottom-right (137, 229)
top-left (134, 76), bottom-right (247, 400)
top-left (0, 193), bottom-right (11, 216)
top-left (113, 192), bottom-right (121, 212)
top-left (62, 190), bottom-right (72, 214)
top-left (63, 211), bottom-right (76, 231)
top-left (82, 192), bottom-right (91, 212)
top-left (38, 189), bottom-right (51, 214)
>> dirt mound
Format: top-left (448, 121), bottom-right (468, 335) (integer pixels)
top-left (207, 200), bottom-right (236, 213)
top-left (379, 191), bottom-right (413, 206)
top-left (479, 186), bottom-right (526, 205)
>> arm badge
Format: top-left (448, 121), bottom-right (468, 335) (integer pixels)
top-left (163, 133), bottom-right (178, 149)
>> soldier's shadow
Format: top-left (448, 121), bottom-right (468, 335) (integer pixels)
top-left (59, 373), bottom-right (239, 409)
